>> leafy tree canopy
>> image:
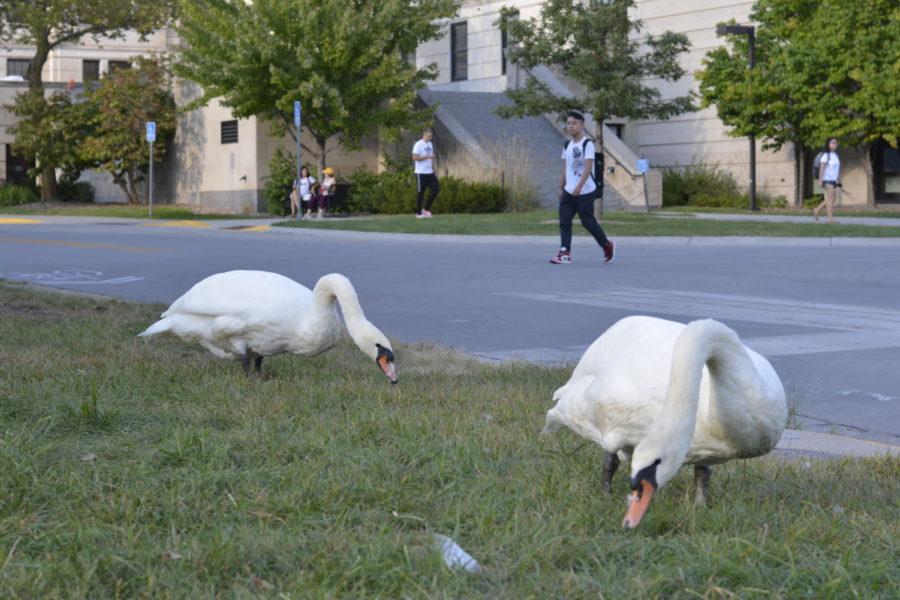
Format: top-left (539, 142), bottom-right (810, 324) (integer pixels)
top-left (175, 0), bottom-right (458, 173)
top-left (498, 0), bottom-right (695, 127)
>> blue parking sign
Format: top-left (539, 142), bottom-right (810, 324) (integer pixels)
top-left (636, 158), bottom-right (650, 174)
top-left (293, 101), bottom-right (302, 127)
top-left (146, 121), bottom-right (157, 143)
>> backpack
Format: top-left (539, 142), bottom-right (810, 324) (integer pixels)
top-left (812, 152), bottom-right (828, 179)
top-left (564, 137), bottom-right (603, 187)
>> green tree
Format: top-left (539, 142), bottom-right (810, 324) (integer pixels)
top-left (699, 0), bottom-right (899, 207)
top-left (498, 0), bottom-right (695, 214)
top-left (77, 58), bottom-right (176, 204)
top-left (175, 0), bottom-right (458, 176)
top-left (0, 0), bottom-right (173, 199)
top-left (7, 90), bottom-right (93, 190)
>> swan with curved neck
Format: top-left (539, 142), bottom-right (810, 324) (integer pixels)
top-left (544, 316), bottom-right (786, 529)
top-left (139, 271), bottom-right (397, 382)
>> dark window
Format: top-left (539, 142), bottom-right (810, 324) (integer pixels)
top-left (220, 120), bottom-right (239, 144)
top-left (501, 26), bottom-right (508, 76)
top-left (82, 60), bottom-right (100, 83)
top-left (608, 123), bottom-right (625, 139)
top-left (874, 140), bottom-right (900, 203)
top-left (6, 59), bottom-right (31, 78)
top-left (108, 60), bottom-right (131, 73)
top-left (450, 22), bottom-right (468, 82)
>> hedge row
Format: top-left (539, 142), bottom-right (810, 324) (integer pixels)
top-left (345, 171), bottom-right (506, 214)
top-left (0, 184), bottom-right (38, 207)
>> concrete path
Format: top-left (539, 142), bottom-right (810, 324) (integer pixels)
top-left (774, 430), bottom-right (899, 459)
top-left (658, 211), bottom-right (900, 227)
top-left (2, 215), bottom-right (899, 449)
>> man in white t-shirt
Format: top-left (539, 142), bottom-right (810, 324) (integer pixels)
top-left (411, 128), bottom-right (439, 218)
top-left (549, 110), bottom-right (614, 264)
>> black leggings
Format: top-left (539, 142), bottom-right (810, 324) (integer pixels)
top-left (416, 173), bottom-right (439, 213)
top-left (559, 190), bottom-right (609, 250)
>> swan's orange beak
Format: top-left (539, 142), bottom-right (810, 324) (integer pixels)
top-left (378, 354), bottom-right (397, 384)
top-left (622, 479), bottom-right (656, 530)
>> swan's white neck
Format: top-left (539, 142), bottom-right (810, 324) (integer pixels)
top-left (305, 274), bottom-right (370, 348)
top-left (642, 320), bottom-right (778, 471)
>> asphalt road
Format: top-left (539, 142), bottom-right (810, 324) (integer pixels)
top-left (2, 217), bottom-right (899, 444)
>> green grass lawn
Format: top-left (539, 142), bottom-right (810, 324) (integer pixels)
top-left (0, 203), bottom-right (255, 220)
top-left (1, 283), bottom-right (897, 598)
top-left (276, 210), bottom-right (900, 237)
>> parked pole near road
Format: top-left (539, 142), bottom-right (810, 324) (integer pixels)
top-left (716, 23), bottom-right (757, 211)
top-left (146, 121), bottom-right (156, 218)
top-left (294, 101), bottom-right (302, 220)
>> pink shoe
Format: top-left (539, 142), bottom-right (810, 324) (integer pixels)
top-left (415, 213), bottom-right (426, 219)
top-left (549, 250), bottom-right (572, 264)
top-left (423, 210), bottom-right (433, 218)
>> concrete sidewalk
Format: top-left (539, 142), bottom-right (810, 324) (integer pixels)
top-left (774, 430), bottom-right (899, 460)
top-left (658, 211), bottom-right (900, 227)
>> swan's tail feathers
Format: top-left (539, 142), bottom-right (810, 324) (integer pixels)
top-left (138, 318), bottom-right (170, 338)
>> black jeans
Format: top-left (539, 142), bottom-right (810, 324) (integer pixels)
top-left (559, 189), bottom-right (609, 250)
top-left (415, 173), bottom-right (440, 213)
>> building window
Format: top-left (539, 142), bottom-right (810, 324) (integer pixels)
top-left (108, 60), bottom-right (131, 73)
top-left (450, 22), bottom-right (468, 82)
top-left (608, 123), bottom-right (625, 139)
top-left (82, 60), bottom-right (100, 83)
top-left (6, 59), bottom-right (31, 78)
top-left (874, 140), bottom-right (900, 203)
top-left (220, 120), bottom-right (239, 144)
top-left (501, 26), bottom-right (508, 76)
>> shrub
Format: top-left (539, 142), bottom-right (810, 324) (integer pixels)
top-left (263, 148), bottom-right (297, 216)
top-left (662, 164), bottom-right (740, 207)
top-left (0, 184), bottom-right (38, 207)
top-left (57, 181), bottom-right (95, 203)
top-left (344, 171), bottom-right (506, 214)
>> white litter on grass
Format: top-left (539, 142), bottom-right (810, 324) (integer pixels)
top-left (434, 534), bottom-right (481, 573)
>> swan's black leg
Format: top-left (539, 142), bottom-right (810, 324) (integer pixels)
top-left (240, 353), bottom-right (253, 377)
top-left (254, 355), bottom-right (264, 374)
top-left (601, 451), bottom-right (620, 493)
top-left (694, 465), bottom-right (711, 506)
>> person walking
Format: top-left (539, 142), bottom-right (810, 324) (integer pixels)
top-left (814, 138), bottom-right (841, 224)
top-left (412, 127), bottom-right (439, 218)
top-left (294, 166), bottom-right (315, 219)
top-left (550, 110), bottom-right (614, 264)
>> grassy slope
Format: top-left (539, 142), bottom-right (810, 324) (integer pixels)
top-left (0, 204), bottom-right (253, 220)
top-left (276, 210), bottom-right (900, 237)
top-left (0, 284), bottom-right (897, 598)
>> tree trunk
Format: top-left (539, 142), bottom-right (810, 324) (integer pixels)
top-left (857, 144), bottom-right (876, 208)
top-left (793, 142), bottom-right (806, 208)
top-left (126, 169), bottom-right (143, 205)
top-left (316, 136), bottom-right (327, 178)
top-left (594, 120), bottom-right (604, 221)
top-left (30, 39), bottom-right (59, 202)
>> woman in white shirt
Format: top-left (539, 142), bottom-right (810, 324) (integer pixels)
top-left (291, 167), bottom-right (316, 219)
top-left (814, 138), bottom-right (841, 223)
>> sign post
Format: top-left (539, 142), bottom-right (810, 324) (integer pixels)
top-left (146, 121), bottom-right (157, 218)
top-left (636, 156), bottom-right (651, 214)
top-left (294, 101), bottom-right (302, 220)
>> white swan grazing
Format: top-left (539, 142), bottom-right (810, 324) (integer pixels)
top-left (543, 316), bottom-right (786, 529)
top-left (139, 271), bottom-right (397, 382)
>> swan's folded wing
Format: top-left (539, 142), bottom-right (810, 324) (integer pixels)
top-left (164, 272), bottom-right (310, 319)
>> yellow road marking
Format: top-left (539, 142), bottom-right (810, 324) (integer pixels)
top-left (142, 220), bottom-right (211, 229)
top-left (0, 217), bottom-right (44, 224)
top-left (0, 237), bottom-right (172, 254)
top-left (241, 225), bottom-right (271, 232)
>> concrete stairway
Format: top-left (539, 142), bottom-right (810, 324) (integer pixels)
top-left (419, 90), bottom-right (565, 206)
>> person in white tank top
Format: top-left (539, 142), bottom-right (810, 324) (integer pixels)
top-left (814, 137), bottom-right (841, 224)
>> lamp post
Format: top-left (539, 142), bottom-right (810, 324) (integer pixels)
top-left (716, 23), bottom-right (757, 211)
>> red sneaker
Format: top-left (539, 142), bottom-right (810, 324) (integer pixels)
top-left (603, 241), bottom-right (615, 263)
top-left (549, 250), bottom-right (572, 264)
